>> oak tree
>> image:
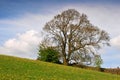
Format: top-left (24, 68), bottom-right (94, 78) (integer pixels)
top-left (43, 9), bottom-right (110, 65)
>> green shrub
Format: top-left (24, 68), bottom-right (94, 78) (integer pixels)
top-left (37, 46), bottom-right (60, 64)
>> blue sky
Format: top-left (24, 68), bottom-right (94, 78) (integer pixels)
top-left (0, 0), bottom-right (120, 68)
top-left (0, 0), bottom-right (120, 18)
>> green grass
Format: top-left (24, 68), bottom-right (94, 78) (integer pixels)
top-left (0, 55), bottom-right (120, 80)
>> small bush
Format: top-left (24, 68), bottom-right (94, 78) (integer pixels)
top-left (37, 45), bottom-right (60, 64)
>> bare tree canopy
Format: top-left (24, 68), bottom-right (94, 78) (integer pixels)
top-left (43, 9), bottom-right (110, 65)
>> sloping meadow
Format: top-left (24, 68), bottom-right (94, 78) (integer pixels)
top-left (0, 55), bottom-right (120, 80)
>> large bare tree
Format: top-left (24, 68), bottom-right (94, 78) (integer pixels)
top-left (43, 9), bottom-right (110, 65)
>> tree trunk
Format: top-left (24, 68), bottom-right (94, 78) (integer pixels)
top-left (63, 58), bottom-right (69, 65)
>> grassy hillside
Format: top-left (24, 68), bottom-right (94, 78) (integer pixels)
top-left (0, 55), bottom-right (120, 80)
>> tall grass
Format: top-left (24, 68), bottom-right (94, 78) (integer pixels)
top-left (0, 55), bottom-right (120, 80)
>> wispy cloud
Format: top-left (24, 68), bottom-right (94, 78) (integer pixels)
top-left (0, 13), bottom-right (54, 30)
top-left (1, 4), bottom-right (120, 36)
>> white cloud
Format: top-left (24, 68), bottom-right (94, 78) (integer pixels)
top-left (111, 36), bottom-right (120, 49)
top-left (0, 30), bottom-right (42, 59)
